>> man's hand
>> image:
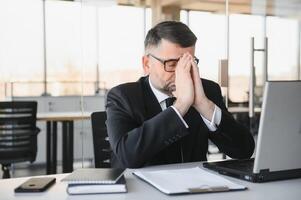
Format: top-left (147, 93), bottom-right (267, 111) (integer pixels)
top-left (190, 56), bottom-right (215, 120)
top-left (172, 53), bottom-right (194, 116)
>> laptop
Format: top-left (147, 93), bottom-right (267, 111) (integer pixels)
top-left (203, 81), bottom-right (301, 182)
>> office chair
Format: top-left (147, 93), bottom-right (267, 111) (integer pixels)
top-left (0, 101), bottom-right (40, 179)
top-left (91, 111), bottom-right (112, 168)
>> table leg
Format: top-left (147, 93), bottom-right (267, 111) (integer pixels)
top-left (46, 121), bottom-right (57, 174)
top-left (62, 121), bottom-right (74, 173)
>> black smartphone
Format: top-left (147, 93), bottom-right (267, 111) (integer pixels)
top-left (14, 177), bottom-right (56, 193)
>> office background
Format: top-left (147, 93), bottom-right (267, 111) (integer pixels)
top-left (0, 0), bottom-right (300, 178)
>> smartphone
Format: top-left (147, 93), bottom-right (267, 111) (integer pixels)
top-left (14, 177), bottom-right (56, 193)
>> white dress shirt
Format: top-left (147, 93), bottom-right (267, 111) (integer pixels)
top-left (148, 78), bottom-right (222, 131)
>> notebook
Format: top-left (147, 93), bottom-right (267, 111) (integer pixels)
top-left (61, 168), bottom-right (125, 184)
top-left (67, 175), bottom-right (127, 195)
top-left (133, 167), bottom-right (246, 195)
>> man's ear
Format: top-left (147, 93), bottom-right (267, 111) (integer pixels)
top-left (142, 55), bottom-right (150, 75)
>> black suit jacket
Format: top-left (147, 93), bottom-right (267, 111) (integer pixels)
top-left (106, 76), bottom-right (255, 168)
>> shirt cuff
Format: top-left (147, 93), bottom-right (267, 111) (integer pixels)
top-left (170, 106), bottom-right (189, 128)
top-left (200, 105), bottom-right (222, 132)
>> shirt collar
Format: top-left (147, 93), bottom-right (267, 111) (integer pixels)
top-left (148, 77), bottom-right (170, 104)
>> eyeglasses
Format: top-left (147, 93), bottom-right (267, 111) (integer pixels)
top-left (148, 54), bottom-right (199, 72)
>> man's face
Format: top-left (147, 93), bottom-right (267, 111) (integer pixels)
top-left (143, 39), bottom-right (195, 95)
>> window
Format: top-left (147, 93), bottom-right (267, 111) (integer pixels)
top-left (188, 11), bottom-right (226, 83)
top-left (96, 6), bottom-right (149, 89)
top-left (0, 0), bottom-right (43, 98)
top-left (228, 14), bottom-right (265, 102)
top-left (0, 1), bottom-right (151, 99)
top-left (266, 16), bottom-right (299, 80)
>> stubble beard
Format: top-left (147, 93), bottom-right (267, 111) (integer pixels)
top-left (163, 82), bottom-right (176, 96)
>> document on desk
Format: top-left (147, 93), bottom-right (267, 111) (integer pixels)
top-left (133, 167), bottom-right (246, 195)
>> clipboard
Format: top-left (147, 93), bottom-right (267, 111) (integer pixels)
top-left (133, 167), bottom-right (246, 195)
top-left (188, 185), bottom-right (229, 193)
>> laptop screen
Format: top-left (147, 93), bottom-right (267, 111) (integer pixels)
top-left (253, 81), bottom-right (301, 173)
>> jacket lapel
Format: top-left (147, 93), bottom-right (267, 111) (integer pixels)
top-left (140, 76), bottom-right (163, 120)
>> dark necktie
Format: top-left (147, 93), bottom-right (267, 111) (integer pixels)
top-left (165, 97), bottom-right (176, 107)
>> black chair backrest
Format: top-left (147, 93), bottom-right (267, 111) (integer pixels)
top-left (0, 101), bottom-right (40, 164)
top-left (91, 111), bottom-right (111, 168)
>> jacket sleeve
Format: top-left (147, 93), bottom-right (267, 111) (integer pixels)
top-left (208, 83), bottom-right (255, 159)
top-left (105, 87), bottom-right (188, 168)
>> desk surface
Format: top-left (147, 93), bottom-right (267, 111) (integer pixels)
top-left (1, 162), bottom-right (300, 200)
top-left (228, 107), bottom-right (261, 113)
top-left (37, 112), bottom-right (91, 121)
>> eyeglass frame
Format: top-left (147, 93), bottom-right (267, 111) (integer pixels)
top-left (147, 53), bottom-right (199, 72)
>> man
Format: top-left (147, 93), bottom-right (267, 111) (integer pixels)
top-left (106, 21), bottom-right (255, 168)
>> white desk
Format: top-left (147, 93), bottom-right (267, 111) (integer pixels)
top-left (228, 107), bottom-right (261, 113)
top-left (37, 112), bottom-right (92, 174)
top-left (37, 112), bottom-right (91, 121)
top-left (1, 162), bottom-right (300, 200)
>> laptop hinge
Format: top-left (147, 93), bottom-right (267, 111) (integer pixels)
top-left (259, 169), bottom-right (270, 173)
